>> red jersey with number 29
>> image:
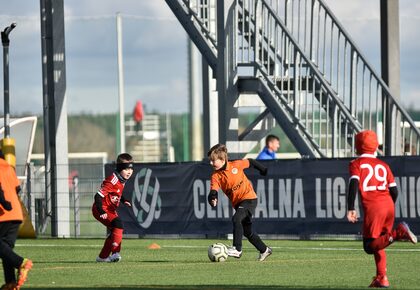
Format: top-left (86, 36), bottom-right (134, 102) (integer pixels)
top-left (349, 153), bottom-right (396, 209)
top-left (97, 173), bottom-right (125, 213)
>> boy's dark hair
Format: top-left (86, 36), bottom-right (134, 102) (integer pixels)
top-left (265, 134), bottom-right (279, 147)
top-left (207, 144), bottom-right (228, 161)
top-left (117, 153), bottom-right (133, 163)
top-left (116, 153), bottom-right (134, 172)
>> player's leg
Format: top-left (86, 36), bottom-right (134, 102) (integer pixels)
top-left (228, 206), bottom-right (247, 258)
top-left (363, 205), bottom-right (393, 287)
top-left (97, 232), bottom-right (113, 261)
top-left (92, 206), bottom-right (115, 261)
top-left (108, 218), bottom-right (124, 262)
top-left (0, 222), bottom-right (31, 288)
top-left (241, 200), bottom-right (272, 261)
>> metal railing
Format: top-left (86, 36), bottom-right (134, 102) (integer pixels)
top-left (238, 0), bottom-right (365, 157)
top-left (261, 0), bottom-right (420, 155)
top-left (166, 0), bottom-right (218, 69)
top-left (167, 0), bottom-right (420, 156)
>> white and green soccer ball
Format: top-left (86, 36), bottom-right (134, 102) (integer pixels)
top-left (208, 243), bottom-right (228, 262)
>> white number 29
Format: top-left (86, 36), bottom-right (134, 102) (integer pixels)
top-left (360, 163), bottom-right (387, 192)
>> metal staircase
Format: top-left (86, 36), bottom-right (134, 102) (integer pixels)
top-left (166, 0), bottom-right (420, 157)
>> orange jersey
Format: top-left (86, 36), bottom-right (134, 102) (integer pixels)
top-left (210, 159), bottom-right (257, 208)
top-left (0, 159), bottom-right (23, 222)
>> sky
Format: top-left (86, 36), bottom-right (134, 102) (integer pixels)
top-left (0, 0), bottom-right (419, 116)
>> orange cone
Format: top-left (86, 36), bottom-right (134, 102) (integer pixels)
top-left (148, 243), bottom-right (161, 250)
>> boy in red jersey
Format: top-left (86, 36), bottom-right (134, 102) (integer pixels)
top-left (347, 130), bottom-right (417, 288)
top-left (207, 144), bottom-right (272, 261)
top-left (92, 153), bottom-right (134, 262)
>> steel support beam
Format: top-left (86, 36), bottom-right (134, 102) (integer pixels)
top-left (381, 0), bottom-right (401, 155)
top-left (40, 0), bottom-right (70, 237)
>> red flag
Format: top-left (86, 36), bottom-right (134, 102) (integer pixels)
top-left (133, 100), bottom-right (144, 123)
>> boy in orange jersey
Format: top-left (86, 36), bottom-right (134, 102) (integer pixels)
top-left (207, 144), bottom-right (272, 261)
top-left (347, 130), bottom-right (417, 288)
top-left (0, 150), bottom-right (32, 290)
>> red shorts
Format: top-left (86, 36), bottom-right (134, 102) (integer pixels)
top-left (362, 201), bottom-right (395, 239)
top-left (92, 204), bottom-right (118, 228)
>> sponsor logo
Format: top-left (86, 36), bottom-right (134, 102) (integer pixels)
top-left (131, 168), bottom-right (162, 229)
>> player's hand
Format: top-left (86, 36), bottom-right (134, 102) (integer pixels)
top-left (210, 198), bottom-right (218, 208)
top-left (100, 213), bottom-right (108, 220)
top-left (124, 200), bottom-right (132, 207)
top-left (347, 210), bottom-right (358, 223)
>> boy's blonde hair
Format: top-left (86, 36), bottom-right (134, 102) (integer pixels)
top-left (207, 144), bottom-right (228, 161)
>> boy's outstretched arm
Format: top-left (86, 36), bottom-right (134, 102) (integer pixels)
top-left (207, 190), bottom-right (218, 208)
top-left (347, 178), bottom-right (358, 223)
top-left (248, 159), bottom-right (268, 176)
top-left (94, 193), bottom-right (107, 219)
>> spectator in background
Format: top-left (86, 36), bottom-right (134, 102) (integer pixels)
top-left (0, 150), bottom-right (33, 290)
top-left (256, 134), bottom-right (280, 160)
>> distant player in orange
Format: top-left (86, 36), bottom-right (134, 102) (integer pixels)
top-left (207, 144), bottom-right (272, 261)
top-left (0, 149), bottom-right (32, 290)
top-left (347, 130), bottom-right (417, 288)
top-left (92, 153), bottom-right (134, 262)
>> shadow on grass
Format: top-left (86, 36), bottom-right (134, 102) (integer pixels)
top-left (27, 285), bottom-right (368, 290)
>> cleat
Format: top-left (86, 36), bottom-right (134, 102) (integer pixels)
top-left (396, 222), bottom-right (417, 244)
top-left (109, 252), bottom-right (122, 262)
top-left (16, 258), bottom-right (32, 289)
top-left (1, 282), bottom-right (17, 290)
top-left (96, 256), bottom-right (112, 262)
top-left (369, 275), bottom-right (389, 288)
top-left (258, 247), bottom-right (272, 261)
top-left (226, 246), bottom-right (242, 258)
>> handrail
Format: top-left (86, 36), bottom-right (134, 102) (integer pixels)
top-left (263, 0), bottom-right (420, 154)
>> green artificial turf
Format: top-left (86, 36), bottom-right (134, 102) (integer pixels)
top-left (3, 238), bottom-right (419, 289)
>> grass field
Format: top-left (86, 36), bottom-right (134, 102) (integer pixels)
top-left (4, 238), bottom-right (419, 289)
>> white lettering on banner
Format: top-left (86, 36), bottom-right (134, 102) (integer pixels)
top-left (293, 179), bottom-right (305, 218)
top-left (316, 177), bottom-right (356, 219)
top-left (192, 179), bottom-right (205, 219)
top-left (268, 179), bottom-right (278, 218)
top-left (394, 176), bottom-right (420, 218)
top-left (255, 178), bottom-right (305, 218)
top-left (256, 179), bottom-right (268, 218)
top-left (192, 175), bottom-right (420, 220)
top-left (192, 179), bottom-right (231, 219)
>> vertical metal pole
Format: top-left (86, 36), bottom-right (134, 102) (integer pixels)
top-left (380, 0), bottom-right (401, 155)
top-left (2, 44), bottom-right (10, 137)
top-left (40, 0), bottom-right (70, 237)
top-left (188, 39), bottom-right (204, 160)
top-left (116, 12), bottom-right (126, 153)
top-left (1, 23), bottom-right (16, 139)
top-left (73, 176), bottom-right (79, 237)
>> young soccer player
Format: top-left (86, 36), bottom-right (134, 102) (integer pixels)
top-left (0, 150), bottom-right (32, 290)
top-left (92, 153), bottom-right (134, 262)
top-left (207, 144), bottom-right (272, 261)
top-left (347, 130), bottom-right (417, 288)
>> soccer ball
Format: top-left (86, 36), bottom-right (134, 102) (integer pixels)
top-left (208, 243), bottom-right (228, 262)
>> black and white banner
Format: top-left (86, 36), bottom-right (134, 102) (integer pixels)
top-left (106, 157), bottom-right (420, 237)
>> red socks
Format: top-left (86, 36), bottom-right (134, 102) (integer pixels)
top-left (374, 249), bottom-right (387, 277)
top-left (99, 236), bottom-right (113, 259)
top-left (111, 228), bottom-right (123, 253)
top-left (99, 228), bottom-right (123, 258)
